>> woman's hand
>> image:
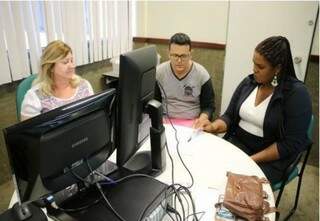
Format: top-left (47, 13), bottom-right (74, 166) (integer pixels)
top-left (202, 118), bottom-right (227, 134)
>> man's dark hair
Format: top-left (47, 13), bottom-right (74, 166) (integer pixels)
top-left (169, 33), bottom-right (192, 50)
top-left (255, 36), bottom-right (296, 79)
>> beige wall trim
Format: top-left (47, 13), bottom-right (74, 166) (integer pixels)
top-left (310, 55), bottom-right (319, 63)
top-left (133, 37), bottom-right (226, 50)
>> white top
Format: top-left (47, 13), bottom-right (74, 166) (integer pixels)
top-left (21, 79), bottom-right (94, 118)
top-left (239, 86), bottom-right (272, 137)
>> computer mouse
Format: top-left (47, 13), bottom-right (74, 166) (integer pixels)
top-left (12, 202), bottom-right (32, 220)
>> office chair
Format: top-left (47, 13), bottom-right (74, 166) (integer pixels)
top-left (272, 115), bottom-right (315, 221)
top-left (16, 74), bottom-right (37, 121)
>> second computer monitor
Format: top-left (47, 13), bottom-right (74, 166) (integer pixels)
top-left (116, 45), bottom-right (158, 168)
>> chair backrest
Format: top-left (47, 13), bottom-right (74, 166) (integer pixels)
top-left (272, 114), bottom-right (315, 190)
top-left (307, 115), bottom-right (314, 140)
top-left (16, 74), bottom-right (37, 121)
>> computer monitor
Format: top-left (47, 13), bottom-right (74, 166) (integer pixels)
top-left (116, 45), bottom-right (166, 174)
top-left (3, 88), bottom-right (116, 204)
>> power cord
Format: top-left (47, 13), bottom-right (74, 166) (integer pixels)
top-left (163, 183), bottom-right (201, 221)
top-left (95, 182), bottom-right (126, 221)
top-left (85, 160), bottom-right (126, 221)
top-left (45, 166), bottom-right (101, 212)
top-left (157, 81), bottom-right (195, 189)
top-left (46, 194), bottom-right (101, 213)
top-left (166, 204), bottom-right (182, 221)
top-left (157, 81), bottom-right (201, 220)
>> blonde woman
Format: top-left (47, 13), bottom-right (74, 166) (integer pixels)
top-left (21, 40), bottom-right (94, 121)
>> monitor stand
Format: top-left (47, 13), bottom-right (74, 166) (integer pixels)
top-left (124, 150), bottom-right (155, 175)
top-left (123, 100), bottom-right (167, 176)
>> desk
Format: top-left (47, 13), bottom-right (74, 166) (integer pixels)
top-left (10, 124), bottom-right (275, 221)
top-left (102, 71), bottom-right (119, 89)
top-left (157, 124), bottom-right (276, 220)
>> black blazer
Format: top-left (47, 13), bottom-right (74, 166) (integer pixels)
top-left (221, 74), bottom-right (312, 159)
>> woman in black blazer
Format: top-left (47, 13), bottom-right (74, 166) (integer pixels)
top-left (202, 36), bottom-right (312, 183)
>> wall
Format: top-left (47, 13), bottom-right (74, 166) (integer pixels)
top-left (135, 1), bottom-right (228, 44)
top-left (135, 1), bottom-right (319, 55)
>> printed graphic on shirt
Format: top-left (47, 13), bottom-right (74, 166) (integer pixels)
top-left (184, 85), bottom-right (195, 97)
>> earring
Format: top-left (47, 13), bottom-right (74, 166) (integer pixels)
top-left (271, 75), bottom-right (278, 87)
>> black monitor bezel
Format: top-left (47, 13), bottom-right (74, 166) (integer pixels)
top-left (3, 88), bottom-right (116, 203)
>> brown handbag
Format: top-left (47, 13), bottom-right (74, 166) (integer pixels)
top-left (222, 172), bottom-right (277, 221)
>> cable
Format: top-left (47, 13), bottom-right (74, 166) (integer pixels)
top-left (47, 166), bottom-right (101, 213)
top-left (157, 81), bottom-right (200, 220)
top-left (166, 204), bottom-right (182, 221)
top-left (165, 184), bottom-right (186, 220)
top-left (165, 141), bottom-right (175, 185)
top-left (95, 182), bottom-right (127, 221)
top-left (85, 159), bottom-right (116, 185)
top-left (177, 186), bottom-right (190, 218)
top-left (185, 211), bottom-right (205, 220)
top-left (91, 169), bottom-right (173, 221)
top-left (84, 159), bottom-right (126, 221)
top-left (165, 183), bottom-right (200, 221)
top-left (157, 81), bottom-right (195, 188)
top-left (49, 161), bottom-right (116, 214)
top-left (69, 168), bottom-right (92, 185)
top-left (94, 170), bottom-right (117, 185)
top-left (48, 195), bottom-right (101, 213)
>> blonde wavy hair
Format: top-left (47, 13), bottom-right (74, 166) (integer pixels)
top-left (34, 40), bottom-right (81, 96)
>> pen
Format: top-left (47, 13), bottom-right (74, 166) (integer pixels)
top-left (187, 129), bottom-right (202, 142)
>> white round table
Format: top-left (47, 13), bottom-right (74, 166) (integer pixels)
top-left (156, 124), bottom-right (276, 221)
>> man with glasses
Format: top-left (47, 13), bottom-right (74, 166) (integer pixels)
top-left (155, 33), bottom-right (215, 128)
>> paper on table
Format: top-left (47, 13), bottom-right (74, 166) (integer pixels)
top-left (180, 129), bottom-right (204, 156)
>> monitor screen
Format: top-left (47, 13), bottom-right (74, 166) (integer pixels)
top-left (116, 45), bottom-right (158, 168)
top-left (3, 88), bottom-right (116, 204)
